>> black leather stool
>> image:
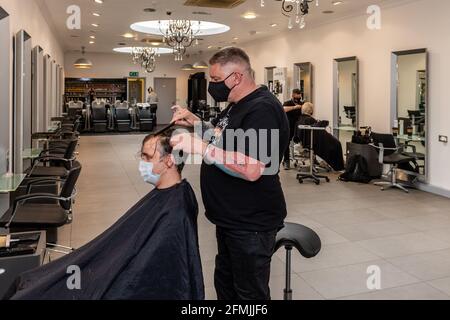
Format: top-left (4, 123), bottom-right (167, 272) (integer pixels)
top-left (274, 223), bottom-right (321, 300)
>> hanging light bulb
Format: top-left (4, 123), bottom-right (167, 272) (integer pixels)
top-left (299, 16), bottom-right (306, 29)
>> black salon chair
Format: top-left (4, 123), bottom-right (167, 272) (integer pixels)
top-left (370, 133), bottom-right (415, 193)
top-left (274, 223), bottom-right (321, 300)
top-left (115, 107), bottom-right (131, 132)
top-left (138, 108), bottom-right (154, 132)
top-left (0, 162), bottom-right (82, 244)
top-left (92, 105), bottom-right (108, 133)
top-left (344, 106), bottom-right (357, 126)
top-left (25, 139), bottom-right (78, 180)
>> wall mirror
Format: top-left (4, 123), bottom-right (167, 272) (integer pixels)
top-left (32, 46), bottom-right (44, 136)
top-left (333, 56), bottom-right (359, 150)
top-left (0, 7), bottom-right (10, 214)
top-left (264, 66), bottom-right (276, 94)
top-left (293, 62), bottom-right (313, 103)
top-left (13, 29), bottom-right (32, 174)
top-left (391, 48), bottom-right (428, 180)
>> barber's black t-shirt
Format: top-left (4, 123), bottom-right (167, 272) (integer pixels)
top-left (283, 99), bottom-right (303, 136)
top-left (200, 86), bottom-right (289, 232)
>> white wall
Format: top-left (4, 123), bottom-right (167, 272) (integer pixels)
top-left (64, 52), bottom-right (200, 108)
top-left (238, 0), bottom-right (450, 192)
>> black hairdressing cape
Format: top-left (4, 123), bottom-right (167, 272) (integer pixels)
top-left (6, 180), bottom-right (204, 300)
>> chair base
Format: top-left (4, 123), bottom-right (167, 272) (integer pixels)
top-left (297, 173), bottom-right (330, 185)
top-left (374, 181), bottom-right (410, 193)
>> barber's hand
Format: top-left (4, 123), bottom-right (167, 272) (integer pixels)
top-left (170, 105), bottom-right (201, 128)
top-left (170, 133), bottom-right (208, 156)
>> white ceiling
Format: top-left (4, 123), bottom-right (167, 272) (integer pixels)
top-left (40, 0), bottom-right (402, 55)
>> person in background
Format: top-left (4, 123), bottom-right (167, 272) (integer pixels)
top-left (299, 102), bottom-right (316, 124)
top-left (147, 86), bottom-right (159, 107)
top-left (282, 89), bottom-right (304, 170)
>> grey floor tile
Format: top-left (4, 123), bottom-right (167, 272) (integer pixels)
top-left (300, 260), bottom-right (420, 299)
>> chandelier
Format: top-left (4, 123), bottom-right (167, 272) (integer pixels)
top-left (158, 20), bottom-right (201, 61)
top-left (131, 47), bottom-right (157, 73)
top-left (260, 0), bottom-right (320, 29)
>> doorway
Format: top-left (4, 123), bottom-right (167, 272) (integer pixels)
top-left (127, 77), bottom-right (146, 104)
top-left (154, 77), bottom-right (176, 125)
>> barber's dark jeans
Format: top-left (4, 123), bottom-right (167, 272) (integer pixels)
top-left (283, 129), bottom-right (295, 162)
top-left (214, 227), bottom-right (277, 300)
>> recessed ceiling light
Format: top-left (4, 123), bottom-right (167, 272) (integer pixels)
top-left (94, 0), bottom-right (103, 4)
top-left (122, 33), bottom-right (135, 38)
top-left (89, 41), bottom-right (95, 44)
top-left (332, 1), bottom-right (343, 5)
top-left (233, 37), bottom-right (239, 40)
top-left (150, 42), bottom-right (161, 46)
top-left (90, 35), bottom-right (96, 39)
top-left (207, 45), bottom-right (213, 49)
top-left (270, 23), bottom-right (278, 27)
top-left (92, 13), bottom-right (100, 17)
top-left (243, 12), bottom-right (257, 19)
top-left (91, 23), bottom-right (99, 27)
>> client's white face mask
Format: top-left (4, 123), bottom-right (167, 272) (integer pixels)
top-left (139, 161), bottom-right (161, 186)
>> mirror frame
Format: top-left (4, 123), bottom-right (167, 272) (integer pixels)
top-left (391, 48), bottom-right (428, 182)
top-left (293, 62), bottom-right (313, 103)
top-left (333, 56), bottom-right (359, 137)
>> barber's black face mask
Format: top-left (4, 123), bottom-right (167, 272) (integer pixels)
top-left (208, 73), bottom-right (237, 103)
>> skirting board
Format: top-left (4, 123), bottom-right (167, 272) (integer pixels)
top-left (417, 182), bottom-right (450, 199)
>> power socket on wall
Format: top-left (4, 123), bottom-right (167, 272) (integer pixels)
top-left (439, 135), bottom-right (448, 143)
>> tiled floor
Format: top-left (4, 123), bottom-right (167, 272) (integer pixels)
top-left (58, 134), bottom-right (450, 300)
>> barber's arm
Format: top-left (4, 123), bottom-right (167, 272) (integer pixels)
top-left (283, 105), bottom-right (302, 113)
top-left (170, 133), bottom-right (265, 182)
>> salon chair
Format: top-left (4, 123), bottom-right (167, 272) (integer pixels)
top-left (138, 108), bottom-right (154, 132)
top-left (274, 223), bottom-right (321, 300)
top-left (24, 138), bottom-right (79, 179)
top-left (91, 103), bottom-right (108, 133)
top-left (370, 133), bottom-right (415, 193)
top-left (344, 106), bottom-right (357, 126)
top-left (115, 105), bottom-right (131, 132)
top-left (0, 162), bottom-right (82, 244)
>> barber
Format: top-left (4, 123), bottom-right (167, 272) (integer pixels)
top-left (282, 89), bottom-right (304, 170)
top-left (170, 47), bottom-right (289, 300)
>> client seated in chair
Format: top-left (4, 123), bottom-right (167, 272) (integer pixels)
top-left (6, 130), bottom-right (204, 300)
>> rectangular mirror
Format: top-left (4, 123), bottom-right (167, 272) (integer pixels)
top-left (264, 66), bottom-right (276, 94)
top-left (32, 46), bottom-right (44, 136)
top-left (391, 48), bottom-right (427, 180)
top-left (43, 54), bottom-right (51, 130)
top-left (13, 30), bottom-right (32, 174)
top-left (333, 56), bottom-right (359, 151)
top-left (293, 62), bottom-right (313, 103)
top-left (0, 7), bottom-right (10, 215)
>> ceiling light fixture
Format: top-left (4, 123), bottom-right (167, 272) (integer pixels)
top-left (74, 46), bottom-right (93, 69)
top-left (90, 35), bottom-right (96, 39)
top-left (261, 0), bottom-right (320, 29)
top-left (93, 13), bottom-right (100, 17)
top-left (181, 64), bottom-right (194, 71)
top-left (91, 23), bottom-right (99, 27)
top-left (122, 33), bottom-right (135, 38)
top-left (131, 20), bottom-right (229, 61)
top-left (193, 61), bottom-right (209, 69)
top-left (94, 0), bottom-right (103, 4)
top-left (243, 12), bottom-right (257, 19)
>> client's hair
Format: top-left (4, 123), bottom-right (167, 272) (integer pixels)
top-left (142, 129), bottom-right (186, 173)
top-left (302, 102), bottom-right (314, 116)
